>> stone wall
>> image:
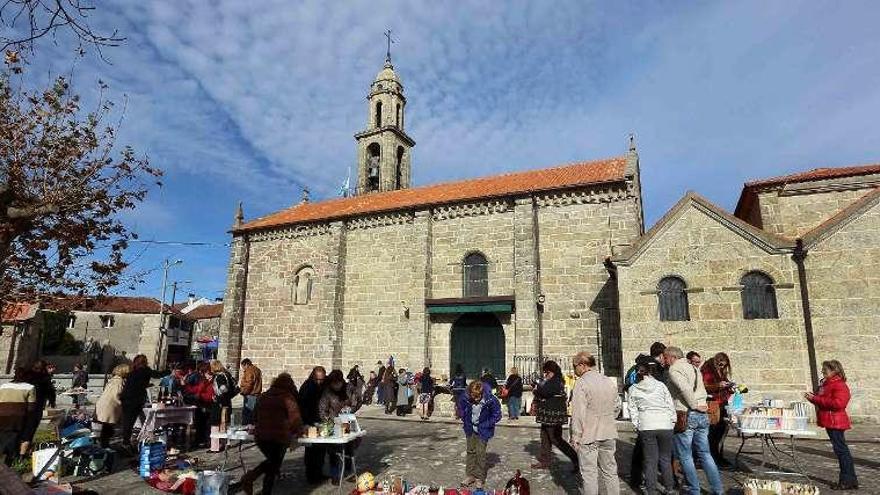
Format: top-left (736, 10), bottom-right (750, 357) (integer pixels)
top-left (221, 180), bottom-right (641, 386)
top-left (536, 192), bottom-right (640, 375)
top-left (341, 214), bottom-right (417, 372)
top-left (756, 183), bottom-right (878, 238)
top-left (234, 227), bottom-right (338, 382)
top-left (617, 205), bottom-right (812, 404)
top-left (804, 199), bottom-right (880, 422)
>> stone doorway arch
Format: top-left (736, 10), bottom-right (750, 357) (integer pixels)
top-left (450, 313), bottom-right (505, 380)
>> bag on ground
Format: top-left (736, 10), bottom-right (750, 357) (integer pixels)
top-left (196, 470), bottom-right (230, 495)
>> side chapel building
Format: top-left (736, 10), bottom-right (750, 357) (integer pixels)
top-left (220, 57), bottom-right (880, 422)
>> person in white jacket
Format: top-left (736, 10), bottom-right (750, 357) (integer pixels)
top-left (628, 363), bottom-right (676, 495)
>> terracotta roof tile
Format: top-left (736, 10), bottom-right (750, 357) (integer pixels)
top-left (187, 303), bottom-right (223, 320)
top-left (239, 156), bottom-right (629, 232)
top-left (745, 162), bottom-right (880, 188)
top-left (56, 296), bottom-right (181, 315)
top-left (1, 303), bottom-right (38, 323)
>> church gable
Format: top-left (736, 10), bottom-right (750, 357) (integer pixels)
top-left (801, 187), bottom-right (880, 250)
top-left (735, 162), bottom-right (880, 237)
top-left (614, 192), bottom-right (794, 268)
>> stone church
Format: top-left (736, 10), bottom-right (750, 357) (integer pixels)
top-left (218, 56), bottom-right (644, 385)
top-left (219, 57), bottom-right (879, 422)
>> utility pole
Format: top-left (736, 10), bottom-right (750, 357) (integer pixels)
top-left (155, 259), bottom-right (182, 369)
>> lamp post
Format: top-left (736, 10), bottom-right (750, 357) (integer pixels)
top-left (155, 258), bottom-right (182, 368)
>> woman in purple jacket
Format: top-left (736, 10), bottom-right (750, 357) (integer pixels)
top-left (458, 380), bottom-right (502, 490)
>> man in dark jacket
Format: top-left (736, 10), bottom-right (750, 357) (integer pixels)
top-left (629, 341), bottom-right (668, 491)
top-left (297, 366), bottom-right (327, 484)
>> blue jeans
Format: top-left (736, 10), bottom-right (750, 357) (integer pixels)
top-left (242, 395), bottom-right (258, 425)
top-left (673, 411), bottom-right (723, 495)
top-left (827, 429), bottom-right (858, 486)
top-left (507, 396), bottom-right (522, 418)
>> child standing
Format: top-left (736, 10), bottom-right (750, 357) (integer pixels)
top-left (459, 379), bottom-right (502, 490)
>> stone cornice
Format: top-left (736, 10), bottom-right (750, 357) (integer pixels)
top-left (535, 184), bottom-right (631, 208)
top-left (347, 211), bottom-right (414, 230)
top-left (249, 223), bottom-right (331, 242)
top-left (432, 200), bottom-right (511, 220)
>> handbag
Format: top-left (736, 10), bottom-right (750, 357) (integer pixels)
top-left (707, 400), bottom-right (721, 425)
top-left (499, 386), bottom-right (509, 399)
top-left (674, 410), bottom-right (688, 433)
top-left (536, 394), bottom-right (568, 425)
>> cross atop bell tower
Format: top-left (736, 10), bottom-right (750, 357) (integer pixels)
top-left (354, 32), bottom-right (415, 195)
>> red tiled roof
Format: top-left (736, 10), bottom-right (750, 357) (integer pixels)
top-left (745, 162), bottom-right (880, 188)
top-left (1, 303), bottom-right (38, 323)
top-left (187, 303), bottom-right (223, 320)
top-left (239, 156), bottom-right (629, 232)
top-left (62, 296), bottom-right (178, 315)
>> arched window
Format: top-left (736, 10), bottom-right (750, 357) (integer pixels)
top-left (293, 266), bottom-right (315, 305)
top-left (741, 271), bottom-right (778, 319)
top-left (375, 101), bottom-right (382, 127)
top-left (366, 143), bottom-right (381, 191)
top-left (395, 146), bottom-right (404, 188)
top-left (463, 252), bottom-right (489, 297)
top-left (658, 276), bottom-right (689, 321)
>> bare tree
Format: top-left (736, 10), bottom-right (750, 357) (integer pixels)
top-left (0, 62), bottom-right (162, 305)
top-left (0, 0), bottom-right (124, 57)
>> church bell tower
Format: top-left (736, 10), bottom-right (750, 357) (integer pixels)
top-left (354, 38), bottom-right (415, 194)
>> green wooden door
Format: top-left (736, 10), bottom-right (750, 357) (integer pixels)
top-left (450, 313), bottom-right (505, 379)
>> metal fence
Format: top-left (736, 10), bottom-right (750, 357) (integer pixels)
top-left (512, 355), bottom-right (569, 387)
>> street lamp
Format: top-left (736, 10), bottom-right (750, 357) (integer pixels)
top-left (155, 258), bottom-right (183, 368)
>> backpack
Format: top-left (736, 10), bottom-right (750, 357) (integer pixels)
top-left (623, 364), bottom-right (639, 391)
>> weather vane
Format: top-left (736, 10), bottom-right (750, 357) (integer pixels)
top-left (384, 29), bottom-right (395, 64)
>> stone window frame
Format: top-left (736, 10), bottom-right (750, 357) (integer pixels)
top-left (67, 314), bottom-right (76, 329)
top-left (462, 250), bottom-right (489, 298)
top-left (292, 265), bottom-right (316, 305)
top-left (657, 275), bottom-right (690, 322)
top-left (99, 314), bottom-right (114, 329)
top-left (739, 270), bottom-right (779, 320)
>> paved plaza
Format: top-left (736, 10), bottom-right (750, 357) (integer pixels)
top-left (77, 409), bottom-right (879, 494)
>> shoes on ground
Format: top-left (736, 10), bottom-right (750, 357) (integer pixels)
top-left (461, 476), bottom-right (476, 487)
top-left (831, 482), bottom-right (859, 491)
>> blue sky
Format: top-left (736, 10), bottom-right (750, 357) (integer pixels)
top-left (19, 1), bottom-right (880, 301)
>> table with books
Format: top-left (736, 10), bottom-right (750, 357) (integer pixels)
top-left (729, 402), bottom-right (816, 480)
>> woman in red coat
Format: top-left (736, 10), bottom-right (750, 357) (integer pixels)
top-left (805, 360), bottom-right (858, 490)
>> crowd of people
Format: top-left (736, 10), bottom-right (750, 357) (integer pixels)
top-left (623, 343), bottom-right (858, 494)
top-left (0, 344), bottom-right (859, 494)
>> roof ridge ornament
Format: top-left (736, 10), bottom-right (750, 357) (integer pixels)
top-left (628, 133), bottom-right (637, 153)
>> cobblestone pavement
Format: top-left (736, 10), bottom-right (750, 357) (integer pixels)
top-left (78, 411), bottom-right (880, 494)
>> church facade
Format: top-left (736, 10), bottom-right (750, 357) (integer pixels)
top-left (219, 58), bottom-right (879, 422)
top-left (218, 57), bottom-right (644, 383)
